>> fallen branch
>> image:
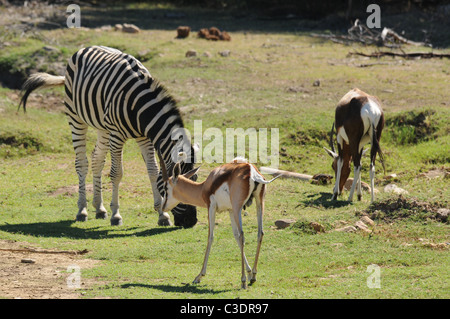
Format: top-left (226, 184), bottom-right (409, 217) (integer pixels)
top-left (381, 27), bottom-right (426, 47)
top-left (0, 247), bottom-right (89, 255)
top-left (350, 51), bottom-right (450, 59)
top-left (311, 19), bottom-right (432, 48)
top-left (261, 167), bottom-right (333, 185)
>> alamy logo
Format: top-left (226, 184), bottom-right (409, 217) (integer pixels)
top-left (366, 4), bottom-right (381, 28)
top-left (66, 4), bottom-right (81, 28)
top-left (170, 120), bottom-right (279, 168)
top-left (67, 265), bottom-right (81, 289)
top-left (366, 264), bottom-right (381, 288)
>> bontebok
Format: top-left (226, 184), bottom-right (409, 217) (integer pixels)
top-left (324, 88), bottom-right (385, 202)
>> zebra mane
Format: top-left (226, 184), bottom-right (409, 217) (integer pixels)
top-left (149, 77), bottom-right (183, 122)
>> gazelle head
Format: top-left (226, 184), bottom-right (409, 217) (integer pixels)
top-left (157, 150), bottom-right (201, 211)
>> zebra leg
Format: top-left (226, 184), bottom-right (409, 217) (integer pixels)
top-left (109, 133), bottom-right (126, 226)
top-left (92, 130), bottom-right (110, 220)
top-left (136, 137), bottom-right (172, 227)
top-left (70, 121), bottom-right (90, 222)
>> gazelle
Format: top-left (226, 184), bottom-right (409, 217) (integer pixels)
top-left (157, 151), bottom-right (280, 289)
top-left (324, 88), bottom-right (385, 202)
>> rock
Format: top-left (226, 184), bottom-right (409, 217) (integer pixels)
top-left (436, 208), bottom-right (449, 222)
top-left (313, 79), bottom-right (321, 87)
top-left (176, 26), bottom-right (190, 38)
top-left (275, 219), bottom-right (296, 229)
top-left (114, 24), bottom-right (123, 31)
top-left (185, 49), bottom-right (197, 58)
top-left (384, 173), bottom-right (397, 180)
top-left (335, 226), bottom-right (357, 233)
top-left (310, 222), bottom-right (325, 233)
top-left (197, 27), bottom-right (231, 41)
top-left (343, 178), bottom-right (371, 191)
top-left (384, 184), bottom-right (408, 195)
top-left (220, 31), bottom-right (231, 41)
top-left (21, 259), bottom-right (35, 264)
top-left (122, 23), bottom-right (140, 33)
top-left (202, 51), bottom-right (212, 58)
top-left (360, 215), bottom-right (375, 226)
top-left (219, 50), bottom-right (231, 57)
top-left (354, 220), bottom-right (371, 233)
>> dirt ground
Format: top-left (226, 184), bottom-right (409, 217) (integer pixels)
top-left (0, 239), bottom-right (100, 299)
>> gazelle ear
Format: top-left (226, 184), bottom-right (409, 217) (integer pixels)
top-left (173, 162), bottom-right (181, 184)
top-left (183, 166), bottom-right (201, 180)
top-left (324, 147), bottom-right (338, 159)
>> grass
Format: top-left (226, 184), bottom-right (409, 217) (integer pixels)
top-left (0, 3), bottom-right (449, 299)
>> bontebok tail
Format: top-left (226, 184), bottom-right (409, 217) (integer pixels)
top-left (19, 73), bottom-right (65, 112)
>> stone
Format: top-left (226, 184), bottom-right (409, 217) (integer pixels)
top-left (384, 173), bottom-right (397, 180)
top-left (384, 184), bottom-right (408, 195)
top-left (219, 50), bottom-right (231, 57)
top-left (335, 226), bottom-right (357, 233)
top-left (185, 49), bottom-right (197, 58)
top-left (310, 222), bottom-right (325, 233)
top-left (176, 26), bottom-right (190, 38)
top-left (275, 219), bottom-right (296, 229)
top-left (360, 215), bottom-right (375, 226)
top-left (436, 208), bottom-right (449, 222)
top-left (122, 23), bottom-right (140, 33)
top-left (354, 220), bottom-right (371, 233)
top-left (343, 178), bottom-right (371, 192)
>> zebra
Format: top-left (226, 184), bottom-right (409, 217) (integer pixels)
top-left (19, 45), bottom-right (198, 228)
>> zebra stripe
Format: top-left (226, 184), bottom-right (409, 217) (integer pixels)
top-left (21, 45), bottom-right (197, 228)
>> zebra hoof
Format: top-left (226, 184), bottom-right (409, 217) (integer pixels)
top-left (76, 214), bottom-right (88, 222)
top-left (110, 218), bottom-right (123, 226)
top-left (158, 212), bottom-right (172, 227)
top-left (96, 212), bottom-right (108, 220)
top-left (76, 209), bottom-right (88, 222)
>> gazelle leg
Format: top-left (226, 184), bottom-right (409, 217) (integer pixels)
top-left (230, 205), bottom-right (251, 289)
top-left (92, 130), bottom-right (109, 219)
top-left (250, 186), bottom-right (265, 284)
top-left (193, 202), bottom-right (216, 284)
top-left (136, 137), bottom-right (171, 226)
top-left (109, 133), bottom-right (125, 226)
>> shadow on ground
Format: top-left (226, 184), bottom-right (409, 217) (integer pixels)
top-left (0, 220), bottom-right (179, 240)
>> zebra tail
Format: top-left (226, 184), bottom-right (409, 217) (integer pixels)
top-left (19, 73), bottom-right (65, 112)
top-left (370, 123), bottom-right (386, 175)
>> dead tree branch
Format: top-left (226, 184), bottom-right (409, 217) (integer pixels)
top-left (349, 51), bottom-right (450, 59)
